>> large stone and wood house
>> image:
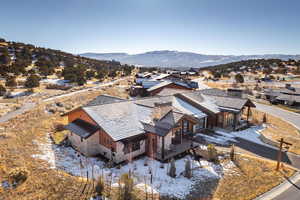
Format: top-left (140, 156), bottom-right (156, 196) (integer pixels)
top-left (65, 89), bottom-right (255, 164)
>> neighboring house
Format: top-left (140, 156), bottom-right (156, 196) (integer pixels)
top-left (260, 84), bottom-right (300, 106)
top-left (65, 91), bottom-right (255, 164)
top-left (147, 81), bottom-right (194, 96)
top-left (131, 73), bottom-right (198, 97)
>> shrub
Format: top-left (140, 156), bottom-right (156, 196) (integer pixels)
top-left (95, 176), bottom-right (105, 197)
top-left (184, 158), bottom-right (192, 179)
top-left (207, 144), bottom-right (218, 162)
top-left (0, 84), bottom-right (6, 96)
top-left (263, 113), bottom-right (267, 123)
top-left (8, 167), bottom-right (28, 187)
top-left (230, 144), bottom-right (235, 161)
top-left (118, 173), bottom-right (135, 200)
top-left (5, 76), bottom-right (17, 87)
top-left (168, 158), bottom-right (176, 178)
top-left (25, 74), bottom-right (40, 88)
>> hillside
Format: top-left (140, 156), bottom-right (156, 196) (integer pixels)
top-left (80, 50), bottom-right (300, 68)
top-left (0, 38), bottom-right (135, 86)
top-left (201, 58), bottom-right (300, 78)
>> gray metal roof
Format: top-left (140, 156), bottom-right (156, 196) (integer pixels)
top-left (180, 91), bottom-right (220, 114)
top-left (83, 102), bottom-right (153, 141)
top-left (65, 119), bottom-right (99, 139)
top-left (204, 95), bottom-right (250, 110)
top-left (141, 123), bottom-right (170, 137)
top-left (147, 81), bottom-right (173, 92)
top-left (85, 94), bottom-right (125, 107)
top-left (276, 94), bottom-right (300, 103)
top-left (199, 88), bottom-right (228, 97)
top-left (156, 88), bottom-right (187, 96)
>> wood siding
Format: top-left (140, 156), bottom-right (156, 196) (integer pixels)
top-left (67, 108), bottom-right (116, 151)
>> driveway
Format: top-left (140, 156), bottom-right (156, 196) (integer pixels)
top-left (254, 102), bottom-right (300, 129)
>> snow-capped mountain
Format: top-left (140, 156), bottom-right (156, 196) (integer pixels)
top-left (80, 50), bottom-right (300, 68)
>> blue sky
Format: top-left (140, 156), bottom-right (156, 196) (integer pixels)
top-left (1, 0), bottom-right (300, 55)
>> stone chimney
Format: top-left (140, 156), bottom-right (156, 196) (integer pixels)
top-left (152, 102), bottom-right (172, 121)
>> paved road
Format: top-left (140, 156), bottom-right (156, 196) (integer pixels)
top-left (247, 103), bottom-right (300, 199)
top-left (273, 179), bottom-right (300, 200)
top-left (0, 78), bottom-right (126, 124)
top-left (254, 102), bottom-right (300, 129)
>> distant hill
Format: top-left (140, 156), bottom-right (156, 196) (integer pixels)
top-left (80, 50), bottom-right (300, 68)
top-left (0, 38), bottom-right (134, 85)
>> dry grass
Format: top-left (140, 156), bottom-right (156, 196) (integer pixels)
top-left (276, 104), bottom-right (300, 114)
top-left (213, 155), bottom-right (295, 200)
top-left (0, 82), bottom-right (134, 199)
top-left (251, 109), bottom-right (300, 154)
top-left (0, 88), bottom-right (120, 199)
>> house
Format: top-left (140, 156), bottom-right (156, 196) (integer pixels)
top-left (65, 91), bottom-right (255, 164)
top-left (260, 84), bottom-right (300, 106)
top-left (147, 81), bottom-right (195, 96)
top-left (131, 73), bottom-right (198, 97)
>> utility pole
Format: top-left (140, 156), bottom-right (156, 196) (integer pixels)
top-left (276, 138), bottom-right (292, 171)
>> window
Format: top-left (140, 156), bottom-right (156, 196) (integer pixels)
top-left (182, 120), bottom-right (189, 133)
top-left (132, 141), bottom-right (140, 151)
top-left (123, 140), bottom-right (141, 154)
top-left (194, 118), bottom-right (205, 133)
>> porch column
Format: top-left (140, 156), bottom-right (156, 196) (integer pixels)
top-left (247, 106), bottom-right (251, 124)
top-left (161, 136), bottom-right (165, 160)
top-left (233, 113), bottom-right (237, 130)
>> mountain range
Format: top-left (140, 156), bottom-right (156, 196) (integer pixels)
top-left (80, 50), bottom-right (300, 68)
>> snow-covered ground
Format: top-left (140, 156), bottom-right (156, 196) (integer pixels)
top-left (195, 126), bottom-right (276, 149)
top-left (40, 79), bottom-right (70, 86)
top-left (32, 133), bottom-right (235, 199)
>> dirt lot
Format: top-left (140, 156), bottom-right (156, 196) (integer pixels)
top-left (213, 154), bottom-right (295, 200)
top-left (250, 109), bottom-right (300, 155)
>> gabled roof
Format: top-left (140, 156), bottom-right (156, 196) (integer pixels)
top-left (85, 94), bottom-right (125, 107)
top-left (147, 81), bottom-right (173, 92)
top-left (156, 88), bottom-right (188, 96)
top-left (65, 119), bottom-right (99, 139)
top-left (276, 94), bottom-right (300, 103)
top-left (147, 81), bottom-right (192, 92)
top-left (83, 101), bottom-right (153, 141)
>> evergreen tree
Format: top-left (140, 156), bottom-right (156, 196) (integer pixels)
top-left (25, 74), bottom-right (40, 88)
top-left (5, 76), bottom-right (17, 87)
top-left (235, 73), bottom-right (244, 83)
top-left (0, 84), bottom-right (6, 96)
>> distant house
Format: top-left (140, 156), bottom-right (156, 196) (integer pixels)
top-left (261, 84), bottom-right (300, 106)
top-left (131, 73), bottom-right (198, 97)
top-left (65, 91), bottom-right (255, 164)
top-left (147, 81), bottom-right (194, 96)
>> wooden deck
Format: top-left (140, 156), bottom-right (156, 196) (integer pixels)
top-left (156, 139), bottom-right (199, 161)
